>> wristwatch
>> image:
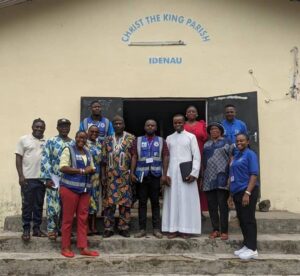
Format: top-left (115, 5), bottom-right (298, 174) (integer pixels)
top-left (245, 190), bottom-right (251, 196)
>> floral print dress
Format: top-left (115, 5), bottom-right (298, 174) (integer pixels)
top-left (86, 139), bottom-right (102, 214)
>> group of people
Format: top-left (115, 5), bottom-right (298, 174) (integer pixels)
top-left (15, 100), bottom-right (259, 260)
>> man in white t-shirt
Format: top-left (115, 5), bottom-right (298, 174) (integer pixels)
top-left (15, 118), bottom-right (46, 241)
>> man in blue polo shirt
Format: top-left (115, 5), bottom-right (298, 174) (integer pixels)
top-left (79, 100), bottom-right (114, 143)
top-left (221, 104), bottom-right (248, 146)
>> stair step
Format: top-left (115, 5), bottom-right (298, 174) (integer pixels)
top-left (0, 252), bottom-right (299, 275)
top-left (4, 211), bottom-right (300, 234)
top-left (1, 232), bottom-right (300, 255)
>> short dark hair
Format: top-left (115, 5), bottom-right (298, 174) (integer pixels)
top-left (236, 133), bottom-right (250, 141)
top-left (173, 114), bottom-right (185, 120)
top-left (145, 119), bottom-right (157, 125)
top-left (32, 118), bottom-right (45, 126)
top-left (186, 105), bottom-right (198, 112)
top-left (224, 104), bottom-right (236, 109)
top-left (90, 100), bottom-right (101, 107)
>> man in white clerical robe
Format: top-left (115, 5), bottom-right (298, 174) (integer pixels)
top-left (162, 114), bottom-right (201, 238)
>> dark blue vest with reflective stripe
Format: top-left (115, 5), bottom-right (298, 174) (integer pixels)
top-left (60, 145), bottom-right (92, 194)
top-left (83, 117), bottom-right (109, 141)
top-left (136, 136), bottom-right (163, 178)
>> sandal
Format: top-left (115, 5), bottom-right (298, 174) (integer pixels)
top-left (220, 233), bottom-right (229, 240)
top-left (80, 248), bottom-right (99, 257)
top-left (47, 232), bottom-right (57, 241)
top-left (209, 230), bottom-right (220, 239)
top-left (180, 233), bottom-right (191, 239)
top-left (167, 232), bottom-right (178, 239)
top-left (21, 230), bottom-right (30, 242)
top-left (61, 248), bottom-right (75, 258)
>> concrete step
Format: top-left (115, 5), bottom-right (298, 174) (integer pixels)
top-left (1, 232), bottom-right (300, 255)
top-left (0, 252), bottom-right (300, 275)
top-left (4, 211), bottom-right (300, 234)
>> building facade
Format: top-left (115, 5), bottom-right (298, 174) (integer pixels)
top-left (0, 0), bottom-right (300, 226)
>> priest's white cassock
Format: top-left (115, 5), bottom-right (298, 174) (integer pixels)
top-left (162, 130), bottom-right (201, 234)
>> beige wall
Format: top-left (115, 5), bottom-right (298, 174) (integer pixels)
top-left (0, 0), bottom-right (300, 226)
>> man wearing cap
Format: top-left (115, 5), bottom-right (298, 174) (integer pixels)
top-left (79, 100), bottom-right (114, 144)
top-left (40, 118), bottom-right (74, 240)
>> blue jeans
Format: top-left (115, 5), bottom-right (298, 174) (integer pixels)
top-left (21, 179), bottom-right (46, 232)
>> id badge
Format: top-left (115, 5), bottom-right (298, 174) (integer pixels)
top-left (146, 158), bottom-right (154, 164)
top-left (230, 175), bottom-right (234, 182)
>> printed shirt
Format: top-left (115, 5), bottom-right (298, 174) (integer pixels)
top-left (40, 136), bottom-right (74, 179)
top-left (203, 138), bottom-right (233, 191)
top-left (229, 148), bottom-right (259, 195)
top-left (221, 118), bottom-right (248, 145)
top-left (15, 134), bottom-right (45, 179)
top-left (102, 132), bottom-right (135, 207)
top-left (86, 139), bottom-right (102, 174)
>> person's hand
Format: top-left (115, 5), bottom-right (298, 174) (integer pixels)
top-left (160, 175), bottom-right (167, 186)
top-left (167, 176), bottom-right (171, 186)
top-left (45, 180), bottom-right (54, 188)
top-left (242, 193), bottom-right (250, 207)
top-left (130, 173), bottom-right (138, 183)
top-left (185, 175), bottom-right (196, 183)
top-left (84, 166), bottom-right (95, 174)
top-left (19, 175), bottom-right (27, 186)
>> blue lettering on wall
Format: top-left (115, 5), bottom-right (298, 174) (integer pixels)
top-left (121, 13), bottom-right (210, 43)
top-left (149, 57), bottom-right (183, 64)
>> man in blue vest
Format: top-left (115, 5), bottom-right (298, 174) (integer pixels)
top-left (131, 119), bottom-right (170, 239)
top-left (222, 104), bottom-right (248, 147)
top-left (79, 100), bottom-right (114, 143)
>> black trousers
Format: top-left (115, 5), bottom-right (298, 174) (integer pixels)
top-left (21, 179), bottom-right (46, 232)
top-left (205, 189), bottom-right (229, 233)
top-left (233, 186), bottom-right (258, 251)
top-left (138, 174), bottom-right (160, 230)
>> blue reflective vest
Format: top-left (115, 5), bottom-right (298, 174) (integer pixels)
top-left (136, 136), bottom-right (163, 178)
top-left (60, 145), bottom-right (92, 194)
top-left (82, 117), bottom-right (110, 141)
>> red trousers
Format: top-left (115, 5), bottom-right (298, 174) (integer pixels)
top-left (60, 186), bottom-right (90, 249)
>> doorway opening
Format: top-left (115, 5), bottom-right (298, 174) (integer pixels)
top-left (123, 99), bottom-right (206, 138)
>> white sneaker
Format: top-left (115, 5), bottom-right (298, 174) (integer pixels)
top-left (234, 246), bottom-right (248, 256)
top-left (239, 248), bottom-right (258, 260)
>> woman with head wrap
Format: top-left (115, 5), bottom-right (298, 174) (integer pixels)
top-left (86, 125), bottom-right (102, 235)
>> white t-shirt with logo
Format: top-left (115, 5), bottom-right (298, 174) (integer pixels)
top-left (15, 134), bottom-right (45, 179)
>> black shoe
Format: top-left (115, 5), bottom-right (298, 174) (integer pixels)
top-left (119, 230), bottom-right (130, 238)
top-left (22, 229), bottom-right (30, 242)
top-left (32, 229), bottom-right (47, 237)
top-left (103, 230), bottom-right (114, 238)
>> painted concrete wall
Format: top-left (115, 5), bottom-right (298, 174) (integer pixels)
top-left (0, 0), bottom-right (300, 226)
